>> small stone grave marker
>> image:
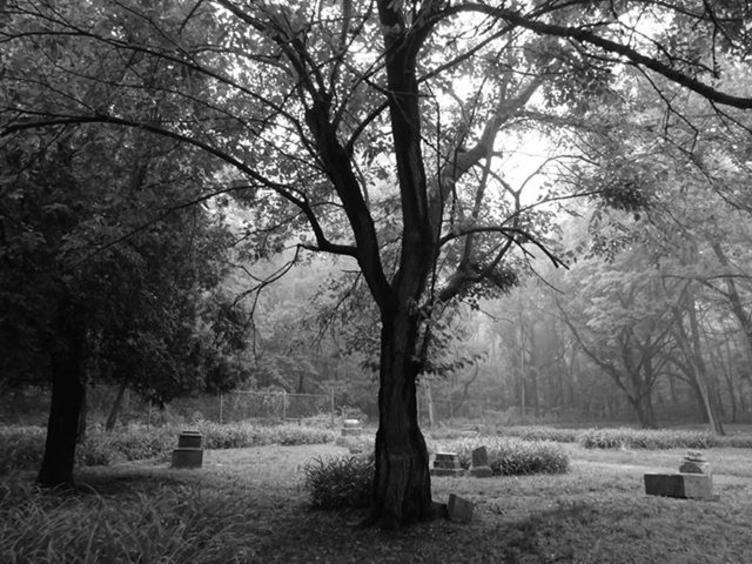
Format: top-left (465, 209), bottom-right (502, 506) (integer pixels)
top-left (447, 493), bottom-right (474, 523)
top-left (431, 452), bottom-right (464, 476)
top-left (679, 451), bottom-right (711, 474)
top-left (171, 430), bottom-right (204, 469)
top-left (341, 418), bottom-right (362, 436)
top-left (469, 446), bottom-right (493, 478)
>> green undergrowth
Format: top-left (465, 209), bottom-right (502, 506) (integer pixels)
top-left (0, 422), bottom-right (337, 474)
top-left (438, 437), bottom-right (569, 476)
top-left (304, 455), bottom-right (374, 510)
top-left (491, 425), bottom-right (752, 450)
top-left (305, 437), bottom-right (568, 510)
top-left (0, 476), bottom-right (260, 563)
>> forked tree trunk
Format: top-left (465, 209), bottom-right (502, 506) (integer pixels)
top-left (369, 312), bottom-right (433, 529)
top-left (37, 303), bottom-right (85, 488)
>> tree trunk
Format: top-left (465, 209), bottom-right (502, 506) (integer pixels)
top-left (76, 383), bottom-right (87, 444)
top-left (369, 314), bottom-right (433, 529)
top-left (629, 392), bottom-right (657, 429)
top-left (105, 381), bottom-right (127, 431)
top-left (37, 302), bottom-right (85, 488)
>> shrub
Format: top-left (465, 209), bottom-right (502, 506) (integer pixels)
top-left (435, 437), bottom-right (569, 476)
top-left (500, 426), bottom-right (581, 443)
top-left (304, 455), bottom-right (373, 509)
top-left (198, 422), bottom-right (336, 449)
top-left (0, 426), bottom-right (45, 474)
top-left (579, 428), bottom-right (717, 450)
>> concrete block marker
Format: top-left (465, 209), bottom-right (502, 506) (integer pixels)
top-left (469, 446), bottom-right (493, 478)
top-left (431, 452), bottom-right (464, 477)
top-left (447, 494), bottom-right (474, 523)
top-left (171, 430), bottom-right (204, 469)
top-left (644, 473), bottom-right (714, 500)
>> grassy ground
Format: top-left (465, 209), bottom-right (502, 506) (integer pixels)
top-left (2, 443), bottom-right (751, 563)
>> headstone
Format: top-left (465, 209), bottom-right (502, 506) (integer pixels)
top-left (679, 451), bottom-right (711, 474)
top-left (431, 452), bottom-right (464, 476)
top-left (447, 493), bottom-right (473, 523)
top-left (644, 473), bottom-right (714, 500)
top-left (341, 418), bottom-right (362, 436)
top-left (469, 446), bottom-right (493, 478)
top-left (171, 430), bottom-right (204, 469)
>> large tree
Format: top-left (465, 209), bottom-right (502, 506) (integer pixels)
top-left (2, 0), bottom-right (751, 526)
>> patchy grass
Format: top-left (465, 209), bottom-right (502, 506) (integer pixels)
top-left (2, 443), bottom-right (751, 563)
top-left (0, 422), bottom-right (337, 474)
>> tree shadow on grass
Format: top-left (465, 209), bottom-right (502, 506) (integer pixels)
top-left (249, 501), bottom-right (606, 563)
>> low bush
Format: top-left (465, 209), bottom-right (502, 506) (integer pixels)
top-left (500, 426), bottom-right (581, 443)
top-left (198, 422), bottom-right (336, 449)
top-left (304, 455), bottom-right (373, 510)
top-left (580, 428), bottom-right (717, 450)
top-left (0, 426), bottom-right (45, 474)
top-left (436, 437), bottom-right (569, 476)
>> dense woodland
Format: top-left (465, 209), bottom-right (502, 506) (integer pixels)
top-left (1, 0), bottom-right (751, 527)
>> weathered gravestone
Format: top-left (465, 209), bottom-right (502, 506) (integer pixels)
top-left (447, 493), bottom-right (474, 523)
top-left (341, 418), bottom-right (362, 436)
top-left (644, 451), bottom-right (714, 500)
top-left (469, 446), bottom-right (493, 478)
top-left (431, 452), bottom-right (464, 477)
top-left (171, 430), bottom-right (204, 469)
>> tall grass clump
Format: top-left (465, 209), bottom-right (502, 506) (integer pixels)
top-left (304, 455), bottom-right (374, 510)
top-left (0, 480), bottom-right (261, 563)
top-left (437, 437), bottom-right (569, 476)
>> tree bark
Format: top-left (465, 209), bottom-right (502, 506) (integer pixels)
top-left (105, 381), bottom-right (127, 431)
top-left (628, 391), bottom-right (657, 428)
top-left (37, 300), bottom-right (85, 487)
top-left (369, 312), bottom-right (433, 529)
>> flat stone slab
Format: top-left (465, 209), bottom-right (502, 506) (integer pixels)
top-left (430, 467), bottom-right (465, 477)
top-left (469, 465), bottom-right (493, 478)
top-left (340, 428), bottom-right (361, 436)
top-left (447, 493), bottom-right (473, 523)
top-left (177, 430), bottom-right (203, 449)
top-left (171, 447), bottom-right (203, 468)
top-left (644, 473), bottom-right (714, 500)
top-left (432, 452), bottom-right (462, 474)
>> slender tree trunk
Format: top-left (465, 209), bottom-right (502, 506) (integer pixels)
top-left (370, 312), bottom-right (433, 529)
top-left (37, 301), bottom-right (85, 487)
top-left (105, 381), bottom-right (127, 431)
top-left (76, 383), bottom-right (87, 444)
